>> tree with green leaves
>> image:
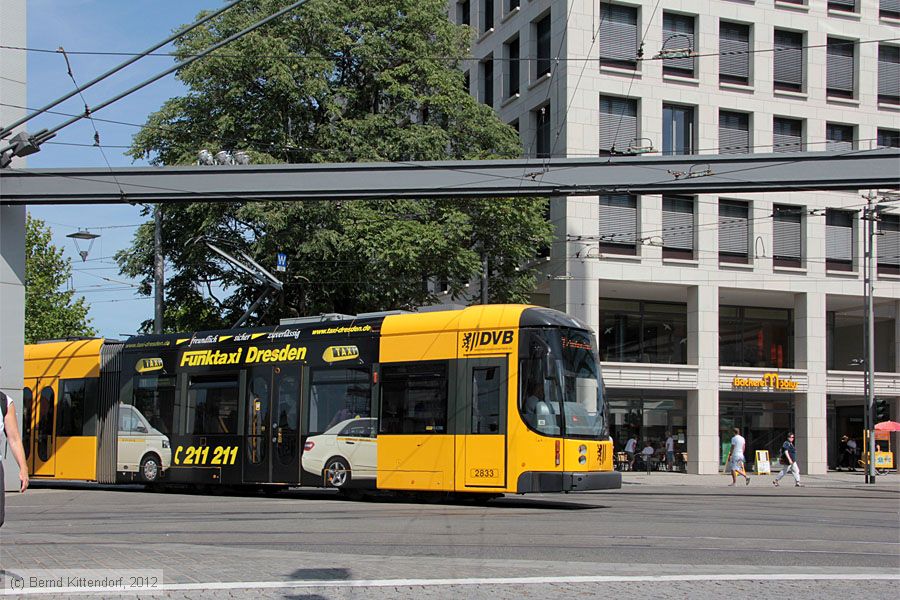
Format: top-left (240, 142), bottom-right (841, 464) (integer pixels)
top-left (122, 0), bottom-right (551, 332)
top-left (25, 215), bottom-right (96, 343)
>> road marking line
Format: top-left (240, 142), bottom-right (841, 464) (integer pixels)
top-left (4, 573), bottom-right (900, 595)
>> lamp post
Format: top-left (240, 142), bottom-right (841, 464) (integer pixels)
top-left (862, 192), bottom-right (878, 483)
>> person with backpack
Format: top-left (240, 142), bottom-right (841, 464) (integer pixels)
top-left (1, 389), bottom-right (29, 527)
top-left (773, 432), bottom-right (802, 487)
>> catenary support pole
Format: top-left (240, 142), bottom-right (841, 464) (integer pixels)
top-left (153, 204), bottom-right (164, 334)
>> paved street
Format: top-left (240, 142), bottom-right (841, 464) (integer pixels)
top-left (1, 472), bottom-right (898, 598)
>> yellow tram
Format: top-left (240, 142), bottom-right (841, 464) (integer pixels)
top-left (22, 305), bottom-right (620, 496)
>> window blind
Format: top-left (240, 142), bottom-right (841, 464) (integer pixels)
top-left (662, 196), bottom-right (694, 250)
top-left (879, 215), bottom-right (900, 267)
top-left (719, 111), bottom-right (750, 154)
top-left (773, 206), bottom-right (802, 260)
top-left (827, 38), bottom-right (855, 95)
top-left (599, 96), bottom-right (637, 153)
top-left (599, 194), bottom-right (637, 246)
top-left (826, 210), bottom-right (854, 263)
top-left (773, 117), bottom-right (803, 152)
top-left (599, 4), bottom-right (638, 66)
top-left (718, 200), bottom-right (749, 255)
top-left (719, 22), bottom-right (750, 83)
top-left (879, 45), bottom-right (899, 103)
top-left (662, 13), bottom-right (695, 75)
top-left (774, 30), bottom-right (803, 90)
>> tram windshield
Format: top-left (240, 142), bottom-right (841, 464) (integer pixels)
top-left (519, 327), bottom-right (609, 440)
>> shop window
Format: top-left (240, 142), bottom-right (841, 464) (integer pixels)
top-left (773, 117), bottom-right (804, 152)
top-left (598, 194), bottom-right (638, 255)
top-left (535, 13), bottom-right (552, 77)
top-left (607, 390), bottom-right (687, 459)
top-left (57, 378), bottom-right (99, 437)
top-left (879, 214), bottom-right (900, 276)
top-left (662, 12), bottom-right (696, 77)
top-left (719, 395), bottom-right (794, 470)
top-left (662, 195), bottom-right (695, 259)
top-left (773, 29), bottom-right (804, 93)
top-left (826, 37), bottom-right (856, 99)
top-left (188, 374), bottom-right (239, 435)
top-left (599, 4), bottom-right (638, 70)
top-left (599, 95), bottom-right (638, 155)
top-left (719, 306), bottom-right (794, 368)
top-left (827, 311), bottom-right (896, 371)
top-left (380, 362), bottom-right (448, 434)
top-left (773, 205), bottom-right (803, 268)
top-left (719, 21), bottom-right (750, 85)
top-left (599, 299), bottom-right (688, 364)
top-left (719, 199), bottom-right (749, 264)
top-left (826, 209), bottom-right (855, 272)
top-left (879, 45), bottom-right (900, 105)
top-left (308, 367), bottom-right (371, 435)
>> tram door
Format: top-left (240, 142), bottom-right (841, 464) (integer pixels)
top-left (461, 358), bottom-right (507, 489)
top-left (243, 365), bottom-right (302, 484)
top-left (27, 378), bottom-right (58, 476)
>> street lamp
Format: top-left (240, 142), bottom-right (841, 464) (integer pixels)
top-left (66, 229), bottom-right (100, 262)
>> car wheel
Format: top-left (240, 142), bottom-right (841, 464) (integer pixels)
top-left (140, 454), bottom-right (161, 483)
top-left (324, 457), bottom-right (351, 488)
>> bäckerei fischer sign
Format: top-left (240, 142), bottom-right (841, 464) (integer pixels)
top-left (731, 372), bottom-right (798, 391)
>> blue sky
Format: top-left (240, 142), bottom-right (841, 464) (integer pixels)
top-left (25, 0), bottom-right (223, 338)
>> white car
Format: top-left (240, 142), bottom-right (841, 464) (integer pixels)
top-left (117, 403), bottom-right (171, 483)
top-left (302, 418), bottom-right (377, 489)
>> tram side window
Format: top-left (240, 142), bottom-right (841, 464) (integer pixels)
top-left (188, 374), bottom-right (239, 435)
top-left (133, 375), bottom-right (176, 436)
top-left (57, 378), bottom-right (99, 436)
top-left (308, 367), bottom-right (371, 434)
top-left (380, 362), bottom-right (448, 434)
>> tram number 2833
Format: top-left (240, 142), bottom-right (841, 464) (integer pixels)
top-left (173, 445), bottom-right (238, 466)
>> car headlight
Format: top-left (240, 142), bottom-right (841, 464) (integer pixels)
top-left (162, 440), bottom-right (170, 449)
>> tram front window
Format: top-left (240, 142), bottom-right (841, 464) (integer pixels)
top-left (520, 328), bottom-right (608, 439)
top-left (561, 330), bottom-right (608, 439)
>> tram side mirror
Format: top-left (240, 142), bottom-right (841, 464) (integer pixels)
top-left (529, 337), bottom-right (553, 378)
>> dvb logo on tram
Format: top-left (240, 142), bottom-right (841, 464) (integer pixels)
top-left (461, 329), bottom-right (515, 353)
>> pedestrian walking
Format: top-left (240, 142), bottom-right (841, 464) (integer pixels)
top-left (773, 432), bottom-right (802, 487)
top-left (624, 434), bottom-right (637, 470)
top-left (726, 427), bottom-right (751, 486)
top-left (1, 389), bottom-right (30, 527)
top-left (665, 431), bottom-right (675, 472)
top-left (846, 437), bottom-right (858, 471)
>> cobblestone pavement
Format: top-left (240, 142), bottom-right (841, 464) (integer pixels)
top-left (1, 474), bottom-right (896, 598)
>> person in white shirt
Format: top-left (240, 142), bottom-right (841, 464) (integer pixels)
top-left (665, 432), bottom-right (675, 472)
top-left (624, 435), bottom-right (637, 470)
top-left (1, 390), bottom-right (29, 527)
top-left (726, 427), bottom-right (751, 486)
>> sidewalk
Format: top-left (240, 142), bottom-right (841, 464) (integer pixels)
top-left (619, 468), bottom-right (900, 489)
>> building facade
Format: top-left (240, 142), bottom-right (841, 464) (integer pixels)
top-left (0, 0), bottom-right (28, 490)
top-left (453, 0), bottom-right (900, 473)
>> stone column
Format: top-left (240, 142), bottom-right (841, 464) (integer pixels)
top-left (687, 284), bottom-right (719, 474)
top-left (1, 205), bottom-right (26, 490)
top-left (794, 292), bottom-right (828, 475)
top-left (550, 195), bottom-right (600, 335)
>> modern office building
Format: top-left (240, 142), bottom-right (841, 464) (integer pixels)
top-left (0, 0), bottom-right (28, 491)
top-left (452, 0), bottom-right (900, 474)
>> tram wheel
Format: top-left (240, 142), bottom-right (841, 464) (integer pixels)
top-left (324, 457), bottom-right (351, 488)
top-left (140, 453), bottom-right (162, 483)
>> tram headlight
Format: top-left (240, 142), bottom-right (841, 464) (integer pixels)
top-left (578, 444), bottom-right (587, 455)
top-left (578, 455), bottom-right (587, 465)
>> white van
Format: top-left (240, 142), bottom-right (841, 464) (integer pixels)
top-left (117, 403), bottom-right (172, 482)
